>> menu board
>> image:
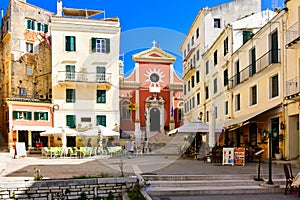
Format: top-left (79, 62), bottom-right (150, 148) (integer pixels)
top-left (16, 142), bottom-right (26, 158)
top-left (222, 148), bottom-right (234, 166)
top-left (234, 147), bottom-right (245, 166)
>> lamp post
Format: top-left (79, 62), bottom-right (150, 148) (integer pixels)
top-left (143, 111), bottom-right (148, 153)
top-left (263, 128), bottom-right (278, 185)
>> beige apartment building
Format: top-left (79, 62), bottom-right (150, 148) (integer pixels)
top-left (284, 0), bottom-right (300, 160)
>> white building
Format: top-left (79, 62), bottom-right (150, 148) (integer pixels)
top-left (51, 1), bottom-right (121, 146)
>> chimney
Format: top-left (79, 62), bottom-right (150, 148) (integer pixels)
top-left (57, 0), bottom-right (62, 16)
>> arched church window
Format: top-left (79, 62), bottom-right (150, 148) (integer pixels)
top-left (121, 100), bottom-right (131, 120)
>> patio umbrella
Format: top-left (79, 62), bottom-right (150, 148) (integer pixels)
top-left (78, 125), bottom-right (120, 137)
top-left (40, 127), bottom-right (77, 152)
top-left (177, 119), bottom-right (210, 133)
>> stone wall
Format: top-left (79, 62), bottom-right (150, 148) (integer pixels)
top-left (0, 177), bottom-right (138, 199)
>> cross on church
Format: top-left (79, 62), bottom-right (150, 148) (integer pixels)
top-left (152, 40), bottom-right (157, 48)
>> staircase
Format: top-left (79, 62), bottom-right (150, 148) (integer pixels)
top-left (143, 174), bottom-right (286, 197)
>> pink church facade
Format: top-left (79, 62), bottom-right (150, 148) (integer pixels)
top-left (119, 44), bottom-right (183, 137)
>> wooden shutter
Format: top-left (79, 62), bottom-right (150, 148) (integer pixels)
top-left (105, 39), bottom-right (110, 53)
top-left (91, 37), bottom-right (96, 52)
top-left (44, 24), bottom-right (48, 33)
top-left (13, 111), bottom-right (18, 119)
top-left (34, 112), bottom-right (39, 120)
top-left (67, 115), bottom-right (76, 128)
top-left (70, 36), bottom-right (76, 51)
top-left (27, 112), bottom-right (32, 120)
top-left (44, 112), bottom-right (48, 120)
top-left (37, 23), bottom-right (41, 31)
top-left (65, 36), bottom-right (70, 51)
top-left (26, 19), bottom-right (31, 29)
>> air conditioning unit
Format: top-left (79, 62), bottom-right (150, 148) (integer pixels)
top-left (39, 94), bottom-right (46, 100)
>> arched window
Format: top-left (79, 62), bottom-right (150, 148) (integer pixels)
top-left (121, 100), bottom-right (131, 120)
top-left (177, 102), bottom-right (184, 121)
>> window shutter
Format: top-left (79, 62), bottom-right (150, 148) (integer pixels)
top-left (27, 112), bottom-right (32, 120)
top-left (37, 22), bottom-right (41, 31)
top-left (32, 21), bottom-right (35, 30)
top-left (44, 112), bottom-right (48, 120)
top-left (26, 20), bottom-right (31, 29)
top-left (33, 41), bottom-right (39, 54)
top-left (34, 112), bottom-right (39, 120)
top-left (67, 115), bottom-right (76, 128)
top-left (44, 24), bottom-right (48, 33)
top-left (105, 39), bottom-right (110, 53)
top-left (65, 36), bottom-right (70, 51)
top-left (13, 111), bottom-right (18, 119)
top-left (91, 37), bottom-right (96, 52)
top-left (70, 36), bottom-right (76, 51)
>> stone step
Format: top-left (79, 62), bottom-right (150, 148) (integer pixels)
top-left (143, 174), bottom-right (285, 181)
top-left (146, 185), bottom-right (283, 196)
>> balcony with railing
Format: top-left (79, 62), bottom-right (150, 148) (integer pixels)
top-left (55, 71), bottom-right (111, 85)
top-left (182, 61), bottom-right (197, 78)
top-left (286, 21), bottom-right (300, 49)
top-left (228, 49), bottom-right (281, 89)
top-left (285, 77), bottom-right (300, 99)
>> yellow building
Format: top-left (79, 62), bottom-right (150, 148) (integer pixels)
top-left (284, 0), bottom-right (300, 160)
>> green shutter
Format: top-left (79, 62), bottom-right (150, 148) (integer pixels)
top-left (97, 115), bottom-right (106, 126)
top-left (105, 39), bottom-right (110, 53)
top-left (13, 111), bottom-right (18, 119)
top-left (34, 112), bottom-right (39, 120)
top-left (27, 112), bottom-right (32, 120)
top-left (65, 36), bottom-right (70, 51)
top-left (44, 112), bottom-right (48, 120)
top-left (32, 21), bottom-right (35, 30)
top-left (70, 36), bottom-right (76, 51)
top-left (44, 24), bottom-right (48, 33)
top-left (37, 23), bottom-right (41, 31)
top-left (67, 115), bottom-right (76, 128)
top-left (91, 38), bottom-right (96, 52)
top-left (27, 20), bottom-right (31, 29)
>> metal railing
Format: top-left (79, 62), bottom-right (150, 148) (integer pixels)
top-left (228, 49), bottom-right (281, 89)
top-left (56, 71), bottom-right (111, 83)
top-left (285, 77), bottom-right (300, 97)
top-left (286, 21), bottom-right (300, 45)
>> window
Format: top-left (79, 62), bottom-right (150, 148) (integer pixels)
top-left (37, 23), bottom-right (49, 33)
top-left (214, 18), bottom-right (221, 28)
top-left (191, 36), bottom-right (194, 46)
top-left (206, 60), bottom-right (209, 75)
top-left (196, 28), bottom-right (199, 38)
top-left (225, 101), bottom-right (228, 115)
top-left (206, 111), bottom-right (209, 122)
top-left (270, 74), bottom-right (279, 98)
top-left (66, 89), bottom-right (76, 103)
top-left (92, 38), bottom-right (110, 53)
top-left (96, 66), bottom-right (106, 82)
top-left (121, 100), bottom-right (131, 120)
top-left (66, 115), bottom-right (76, 128)
top-left (26, 66), bottom-right (32, 76)
top-left (234, 60), bottom-right (240, 85)
top-left (235, 94), bottom-right (241, 111)
top-left (196, 49), bottom-right (200, 61)
top-left (184, 50), bottom-right (186, 58)
top-left (65, 36), bottom-right (76, 52)
top-left (26, 19), bottom-right (35, 30)
top-left (34, 112), bottom-right (48, 121)
top-left (188, 80), bottom-right (191, 92)
top-left (184, 84), bottom-right (186, 95)
top-left (205, 86), bottom-right (209, 99)
top-left (223, 68), bottom-right (228, 86)
top-left (26, 43), bottom-right (33, 53)
top-left (189, 99), bottom-right (192, 110)
top-left (19, 88), bottom-right (26, 96)
top-left (97, 115), bottom-right (105, 126)
top-left (178, 102), bottom-right (183, 121)
top-left (271, 31), bottom-right (279, 63)
top-left (196, 71), bottom-right (200, 83)
top-left (214, 50), bottom-right (218, 66)
top-left (191, 76), bottom-right (195, 88)
top-left (66, 65), bottom-right (75, 81)
top-left (250, 85), bottom-right (257, 106)
top-left (243, 31), bottom-right (253, 44)
top-left (224, 37), bottom-right (228, 56)
top-left (214, 78), bottom-right (218, 94)
top-left (13, 111), bottom-right (32, 120)
top-left (187, 43), bottom-right (190, 52)
top-left (97, 90), bottom-right (106, 103)
top-left (215, 107), bottom-right (218, 119)
top-left (197, 92), bottom-right (200, 105)
top-left (192, 96), bottom-right (195, 108)
top-left (249, 48), bottom-right (256, 76)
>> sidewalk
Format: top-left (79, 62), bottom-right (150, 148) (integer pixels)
top-left (0, 153), bottom-right (299, 181)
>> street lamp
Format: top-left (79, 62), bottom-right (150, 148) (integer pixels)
top-left (143, 111), bottom-right (148, 153)
top-left (262, 128), bottom-right (278, 185)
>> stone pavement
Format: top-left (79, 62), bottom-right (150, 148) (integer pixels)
top-left (0, 152), bottom-right (299, 181)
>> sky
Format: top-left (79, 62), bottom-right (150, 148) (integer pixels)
top-left (0, 0), bottom-right (285, 77)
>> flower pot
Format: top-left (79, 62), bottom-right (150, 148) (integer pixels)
top-left (275, 153), bottom-right (282, 160)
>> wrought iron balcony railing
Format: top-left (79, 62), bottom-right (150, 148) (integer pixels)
top-left (285, 77), bottom-right (300, 98)
top-left (56, 71), bottom-right (111, 84)
top-left (286, 21), bottom-right (300, 47)
top-left (228, 49), bottom-right (280, 89)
